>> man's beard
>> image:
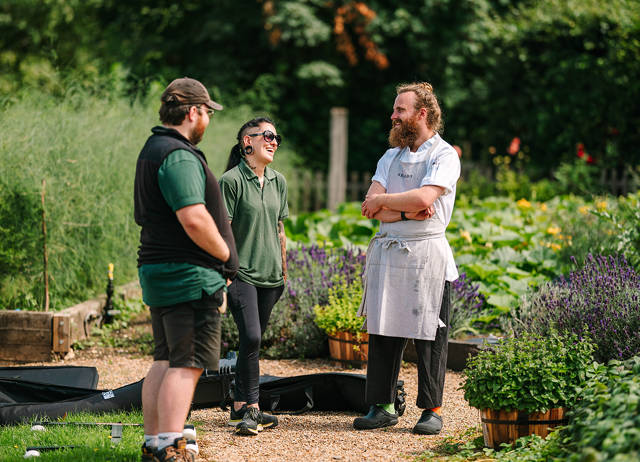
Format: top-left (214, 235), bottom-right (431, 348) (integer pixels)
top-left (190, 118), bottom-right (207, 145)
top-left (388, 115), bottom-right (420, 148)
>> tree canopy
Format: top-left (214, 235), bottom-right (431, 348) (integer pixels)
top-left (2, 0), bottom-right (639, 173)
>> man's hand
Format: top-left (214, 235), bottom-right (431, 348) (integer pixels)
top-left (362, 193), bottom-right (384, 218)
top-left (406, 206), bottom-right (435, 221)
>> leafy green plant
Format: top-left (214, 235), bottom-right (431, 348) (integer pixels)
top-left (313, 279), bottom-right (364, 336)
top-left (592, 191), bottom-right (640, 269)
top-left (461, 331), bottom-right (595, 413)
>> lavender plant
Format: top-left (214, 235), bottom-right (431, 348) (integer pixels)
top-left (450, 273), bottom-right (487, 337)
top-left (507, 254), bottom-right (640, 362)
top-left (221, 244), bottom-right (365, 358)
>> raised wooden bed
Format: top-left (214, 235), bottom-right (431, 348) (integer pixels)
top-left (0, 281), bottom-right (141, 362)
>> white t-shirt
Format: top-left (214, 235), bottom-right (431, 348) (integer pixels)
top-left (372, 134), bottom-right (460, 226)
top-left (371, 133), bottom-right (461, 280)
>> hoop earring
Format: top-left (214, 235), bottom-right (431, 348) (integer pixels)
top-left (244, 145), bottom-right (253, 155)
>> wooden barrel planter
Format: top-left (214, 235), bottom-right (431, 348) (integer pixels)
top-left (480, 407), bottom-right (568, 448)
top-left (328, 331), bottom-right (368, 366)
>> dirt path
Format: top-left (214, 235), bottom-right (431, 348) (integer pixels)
top-left (2, 317), bottom-right (480, 462)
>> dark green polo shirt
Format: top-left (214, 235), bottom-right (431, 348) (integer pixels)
top-left (219, 159), bottom-right (288, 288)
top-left (138, 149), bottom-right (226, 307)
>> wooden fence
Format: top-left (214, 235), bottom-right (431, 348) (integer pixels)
top-left (287, 166), bottom-right (639, 213)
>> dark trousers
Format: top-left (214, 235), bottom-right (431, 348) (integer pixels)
top-left (365, 281), bottom-right (450, 409)
top-left (228, 278), bottom-right (284, 404)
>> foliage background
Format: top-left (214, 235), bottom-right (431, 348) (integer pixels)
top-left (2, 0), bottom-right (639, 174)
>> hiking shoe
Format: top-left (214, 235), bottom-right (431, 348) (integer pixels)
top-left (236, 406), bottom-right (262, 436)
top-left (228, 405), bottom-right (247, 427)
top-left (153, 437), bottom-right (195, 462)
top-left (353, 405), bottom-right (398, 430)
top-left (412, 409), bottom-right (443, 435)
top-left (141, 442), bottom-right (156, 461)
top-left (234, 406), bottom-right (278, 435)
top-left (259, 410), bottom-right (278, 430)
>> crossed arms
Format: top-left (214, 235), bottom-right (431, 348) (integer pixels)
top-left (361, 180), bottom-right (444, 222)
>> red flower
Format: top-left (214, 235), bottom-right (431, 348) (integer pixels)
top-left (576, 143), bottom-right (585, 159)
top-left (586, 155), bottom-right (594, 164)
top-left (507, 137), bottom-right (520, 155)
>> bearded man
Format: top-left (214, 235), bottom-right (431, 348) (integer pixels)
top-left (354, 82), bottom-right (460, 435)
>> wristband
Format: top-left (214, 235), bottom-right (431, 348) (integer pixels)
top-left (401, 211), bottom-right (408, 221)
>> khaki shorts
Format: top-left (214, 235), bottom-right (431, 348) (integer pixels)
top-left (150, 289), bottom-right (223, 370)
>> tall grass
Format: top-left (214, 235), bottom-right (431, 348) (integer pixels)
top-left (0, 79), bottom-right (299, 310)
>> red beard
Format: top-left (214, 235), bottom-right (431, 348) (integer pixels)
top-left (190, 116), bottom-right (207, 145)
top-left (388, 115), bottom-right (420, 148)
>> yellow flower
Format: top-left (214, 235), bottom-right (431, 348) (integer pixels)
top-left (539, 203), bottom-right (548, 212)
top-left (596, 200), bottom-right (607, 212)
top-left (460, 230), bottom-right (472, 243)
top-left (546, 226), bottom-right (561, 235)
top-left (516, 198), bottom-right (531, 209)
top-left (579, 205), bottom-right (589, 215)
top-left (550, 243), bottom-right (562, 251)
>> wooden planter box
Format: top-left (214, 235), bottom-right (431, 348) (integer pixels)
top-left (328, 331), bottom-right (368, 366)
top-left (480, 407), bottom-right (568, 448)
top-left (0, 281), bottom-right (140, 362)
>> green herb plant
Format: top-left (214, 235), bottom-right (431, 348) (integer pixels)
top-left (461, 331), bottom-right (595, 413)
top-left (313, 279), bottom-right (365, 337)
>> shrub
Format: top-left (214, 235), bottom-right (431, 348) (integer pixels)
top-left (221, 244), bottom-right (365, 358)
top-left (480, 357), bottom-right (640, 462)
top-left (461, 331), bottom-right (595, 413)
top-left (559, 356), bottom-right (640, 461)
top-left (507, 254), bottom-right (640, 362)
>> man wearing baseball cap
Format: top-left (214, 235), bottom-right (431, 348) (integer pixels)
top-left (134, 77), bottom-right (238, 461)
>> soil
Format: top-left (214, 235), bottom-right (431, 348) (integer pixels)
top-left (1, 311), bottom-right (481, 462)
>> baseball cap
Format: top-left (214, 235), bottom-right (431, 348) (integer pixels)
top-left (161, 77), bottom-right (223, 111)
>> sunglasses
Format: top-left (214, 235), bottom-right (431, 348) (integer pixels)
top-left (247, 130), bottom-right (282, 146)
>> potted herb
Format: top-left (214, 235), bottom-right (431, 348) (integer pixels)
top-left (461, 330), bottom-right (594, 448)
top-left (313, 280), bottom-right (367, 364)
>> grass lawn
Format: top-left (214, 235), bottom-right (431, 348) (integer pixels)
top-left (0, 410), bottom-right (152, 461)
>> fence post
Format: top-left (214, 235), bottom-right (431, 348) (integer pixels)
top-left (328, 107), bottom-right (348, 210)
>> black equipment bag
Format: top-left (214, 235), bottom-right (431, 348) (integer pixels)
top-left (253, 373), bottom-right (406, 416)
top-left (0, 366), bottom-right (99, 389)
top-left (0, 378), bottom-right (143, 426)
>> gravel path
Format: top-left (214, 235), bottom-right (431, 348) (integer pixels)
top-left (2, 322), bottom-right (480, 461)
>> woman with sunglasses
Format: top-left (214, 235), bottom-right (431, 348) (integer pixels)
top-left (219, 117), bottom-right (288, 436)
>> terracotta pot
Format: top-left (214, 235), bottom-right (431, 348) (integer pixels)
top-left (480, 407), bottom-right (568, 448)
top-left (327, 331), bottom-right (368, 365)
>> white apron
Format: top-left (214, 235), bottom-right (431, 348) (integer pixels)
top-left (358, 140), bottom-right (449, 341)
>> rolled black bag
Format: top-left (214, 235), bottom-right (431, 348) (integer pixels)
top-left (0, 378), bottom-right (142, 426)
top-left (246, 373), bottom-right (406, 416)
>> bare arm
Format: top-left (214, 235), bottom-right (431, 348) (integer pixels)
top-left (176, 203), bottom-right (230, 262)
top-left (279, 221), bottom-right (287, 283)
top-left (362, 180), bottom-right (435, 221)
top-left (362, 184), bottom-right (444, 219)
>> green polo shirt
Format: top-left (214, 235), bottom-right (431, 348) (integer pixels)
top-left (219, 159), bottom-right (288, 288)
top-left (138, 149), bottom-right (226, 307)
